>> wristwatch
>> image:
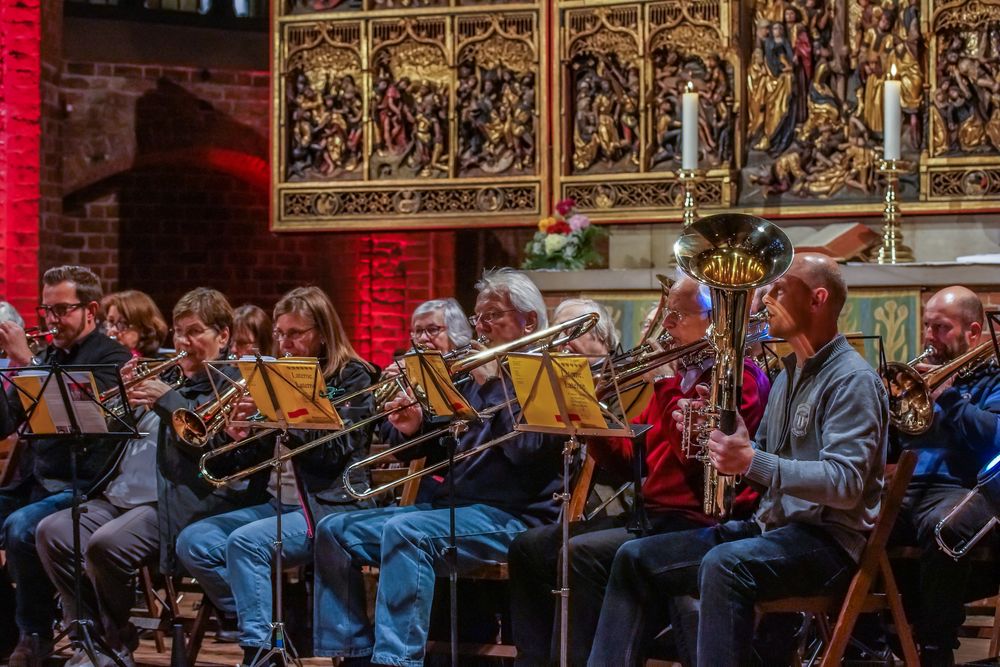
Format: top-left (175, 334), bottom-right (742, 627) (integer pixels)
top-left (29, 356), bottom-right (43, 367)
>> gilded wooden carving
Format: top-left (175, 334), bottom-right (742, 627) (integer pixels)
top-left (272, 0), bottom-right (1000, 231)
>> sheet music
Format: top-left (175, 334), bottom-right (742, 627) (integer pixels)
top-left (12, 370), bottom-right (108, 434)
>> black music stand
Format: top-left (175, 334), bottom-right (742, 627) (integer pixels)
top-left (0, 363), bottom-right (138, 667)
top-left (504, 349), bottom-right (647, 667)
top-left (205, 355), bottom-right (340, 667)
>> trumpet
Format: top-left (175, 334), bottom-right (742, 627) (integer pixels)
top-left (100, 352), bottom-right (188, 416)
top-left (675, 213), bottom-right (793, 519)
top-left (885, 339), bottom-right (997, 435)
top-left (196, 312), bottom-right (600, 490)
top-left (1, 327), bottom-right (57, 357)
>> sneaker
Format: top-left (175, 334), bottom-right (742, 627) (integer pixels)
top-left (7, 635), bottom-right (54, 667)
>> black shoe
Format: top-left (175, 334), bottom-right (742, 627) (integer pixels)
top-left (8, 634), bottom-right (54, 667)
top-left (919, 644), bottom-right (955, 667)
top-left (240, 646), bottom-right (277, 667)
top-left (215, 615), bottom-right (240, 643)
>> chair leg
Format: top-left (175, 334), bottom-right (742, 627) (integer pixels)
top-left (990, 595), bottom-right (1000, 658)
top-left (186, 598), bottom-right (214, 667)
top-left (139, 567), bottom-right (166, 653)
top-left (878, 554), bottom-right (919, 667)
top-left (819, 562), bottom-right (879, 667)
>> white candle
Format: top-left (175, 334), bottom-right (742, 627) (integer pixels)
top-left (682, 82), bottom-right (699, 170)
top-left (883, 64), bottom-right (901, 161)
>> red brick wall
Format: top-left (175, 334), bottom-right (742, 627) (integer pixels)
top-left (0, 0), bottom-right (44, 316)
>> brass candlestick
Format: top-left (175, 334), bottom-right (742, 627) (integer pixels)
top-left (679, 168), bottom-right (700, 228)
top-left (868, 159), bottom-right (914, 264)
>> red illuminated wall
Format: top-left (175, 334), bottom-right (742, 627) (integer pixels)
top-left (0, 0), bottom-right (42, 315)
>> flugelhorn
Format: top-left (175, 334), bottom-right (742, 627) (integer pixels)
top-left (172, 377), bottom-right (249, 447)
top-left (675, 213), bottom-right (793, 519)
top-left (885, 339), bottom-right (997, 435)
top-left (100, 351), bottom-right (188, 416)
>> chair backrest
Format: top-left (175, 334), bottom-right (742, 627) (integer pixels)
top-left (0, 435), bottom-right (23, 488)
top-left (569, 454), bottom-right (596, 522)
top-left (853, 450), bottom-right (917, 579)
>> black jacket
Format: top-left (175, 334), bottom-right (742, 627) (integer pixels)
top-left (153, 364), bottom-right (270, 575)
top-left (0, 329), bottom-right (131, 493)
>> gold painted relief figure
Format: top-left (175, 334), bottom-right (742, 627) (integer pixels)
top-left (746, 0), bottom-right (922, 203)
top-left (568, 52), bottom-right (641, 175)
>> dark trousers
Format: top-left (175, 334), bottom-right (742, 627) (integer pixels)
top-left (508, 511), bottom-right (705, 666)
top-left (0, 482), bottom-right (73, 638)
top-left (891, 483), bottom-right (997, 651)
top-left (588, 520), bottom-right (855, 667)
top-left (36, 499), bottom-right (159, 651)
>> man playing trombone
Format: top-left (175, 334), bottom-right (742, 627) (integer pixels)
top-left (312, 268), bottom-right (564, 667)
top-left (587, 253), bottom-right (889, 666)
top-left (889, 286), bottom-right (1000, 666)
top-left (508, 279), bottom-right (770, 666)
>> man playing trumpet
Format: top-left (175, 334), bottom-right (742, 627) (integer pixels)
top-left (891, 286), bottom-right (1000, 666)
top-left (311, 268), bottom-right (564, 667)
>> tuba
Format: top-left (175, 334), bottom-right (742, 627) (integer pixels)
top-left (675, 213), bottom-right (793, 518)
top-left (885, 340), bottom-right (997, 435)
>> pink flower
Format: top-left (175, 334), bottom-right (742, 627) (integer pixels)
top-left (555, 198), bottom-right (576, 217)
top-left (567, 214), bottom-right (590, 231)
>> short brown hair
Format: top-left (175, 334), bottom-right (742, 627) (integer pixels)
top-left (43, 265), bottom-right (103, 305)
top-left (102, 290), bottom-right (168, 356)
top-left (173, 288), bottom-right (233, 335)
top-left (233, 304), bottom-right (274, 356)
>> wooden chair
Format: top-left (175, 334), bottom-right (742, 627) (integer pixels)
top-left (424, 454), bottom-right (597, 659)
top-left (756, 450), bottom-right (920, 666)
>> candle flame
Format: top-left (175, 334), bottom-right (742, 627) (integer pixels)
top-left (890, 63), bottom-right (897, 78)
top-left (686, 80), bottom-right (694, 92)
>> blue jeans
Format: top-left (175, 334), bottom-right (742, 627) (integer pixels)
top-left (588, 520), bottom-right (855, 667)
top-left (313, 503), bottom-right (528, 667)
top-left (0, 488), bottom-right (73, 636)
top-left (175, 499), bottom-right (313, 648)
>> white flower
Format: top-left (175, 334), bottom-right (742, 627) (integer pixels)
top-left (544, 233), bottom-right (569, 255)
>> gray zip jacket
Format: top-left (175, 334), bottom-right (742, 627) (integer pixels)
top-left (744, 334), bottom-right (888, 562)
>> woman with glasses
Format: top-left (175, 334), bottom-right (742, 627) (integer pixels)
top-left (232, 304), bottom-right (274, 359)
top-left (176, 286), bottom-right (378, 667)
top-left (101, 290), bottom-right (168, 358)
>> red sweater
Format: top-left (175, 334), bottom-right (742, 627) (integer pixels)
top-left (588, 360), bottom-right (770, 523)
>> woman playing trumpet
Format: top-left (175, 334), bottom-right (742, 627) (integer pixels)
top-left (176, 286), bottom-right (378, 667)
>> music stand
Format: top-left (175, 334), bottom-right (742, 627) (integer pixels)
top-left (0, 363), bottom-right (138, 667)
top-left (504, 349), bottom-right (648, 667)
top-left (204, 356), bottom-right (342, 667)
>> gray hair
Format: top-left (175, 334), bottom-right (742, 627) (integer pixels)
top-left (553, 298), bottom-right (620, 351)
top-left (674, 269), bottom-right (713, 313)
top-left (412, 298), bottom-right (473, 348)
top-left (475, 268), bottom-right (548, 329)
top-left (0, 302), bottom-right (24, 327)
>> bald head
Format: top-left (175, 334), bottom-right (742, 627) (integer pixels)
top-left (927, 286), bottom-right (983, 327)
top-left (789, 252), bottom-right (847, 319)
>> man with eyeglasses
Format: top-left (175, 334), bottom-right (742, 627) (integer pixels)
top-left (507, 276), bottom-right (770, 666)
top-left (312, 268), bottom-right (564, 667)
top-left (0, 265), bottom-right (131, 666)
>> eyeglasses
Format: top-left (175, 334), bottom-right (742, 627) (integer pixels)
top-left (36, 303), bottom-right (85, 319)
top-left (662, 307), bottom-right (711, 323)
top-left (411, 325), bottom-right (446, 339)
top-left (173, 325), bottom-right (217, 341)
top-left (105, 319), bottom-right (131, 333)
top-left (468, 309), bottom-right (516, 327)
top-left (273, 326), bottom-right (315, 342)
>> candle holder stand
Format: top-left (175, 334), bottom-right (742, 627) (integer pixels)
top-left (678, 168), bottom-right (700, 228)
top-left (866, 160), bottom-right (914, 265)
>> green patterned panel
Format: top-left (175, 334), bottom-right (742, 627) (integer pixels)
top-left (582, 292), bottom-right (659, 352)
top-left (839, 289), bottom-right (922, 363)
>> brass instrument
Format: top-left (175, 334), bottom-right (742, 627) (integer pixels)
top-left (197, 312), bottom-right (600, 489)
top-left (639, 274), bottom-right (675, 348)
top-left (171, 377), bottom-right (249, 447)
top-left (885, 339), bottom-right (997, 436)
top-left (676, 213), bottom-right (793, 519)
top-left (935, 451), bottom-right (1000, 559)
top-left (100, 351), bottom-right (188, 416)
top-left (1, 327), bottom-right (56, 357)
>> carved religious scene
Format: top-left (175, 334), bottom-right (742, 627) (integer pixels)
top-left (744, 0), bottom-right (922, 204)
top-left (456, 15), bottom-right (540, 178)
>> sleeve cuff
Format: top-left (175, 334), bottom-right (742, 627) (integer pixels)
top-left (934, 386), bottom-right (963, 412)
top-left (745, 448), bottom-right (779, 486)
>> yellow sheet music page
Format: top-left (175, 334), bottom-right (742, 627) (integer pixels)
top-left (508, 353), bottom-right (605, 430)
top-left (237, 358), bottom-right (342, 427)
top-left (12, 372), bottom-right (55, 434)
top-left (403, 352), bottom-right (475, 420)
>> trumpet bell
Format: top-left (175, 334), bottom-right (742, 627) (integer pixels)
top-left (674, 213), bottom-right (794, 291)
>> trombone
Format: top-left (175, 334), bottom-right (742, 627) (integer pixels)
top-left (197, 312), bottom-right (600, 489)
top-left (884, 339), bottom-right (997, 435)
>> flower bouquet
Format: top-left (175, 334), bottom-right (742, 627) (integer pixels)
top-left (521, 198), bottom-right (605, 271)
